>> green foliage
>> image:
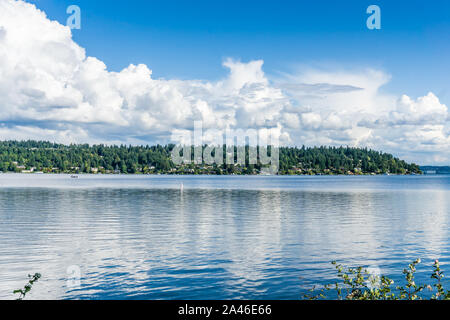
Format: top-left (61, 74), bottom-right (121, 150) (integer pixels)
top-left (278, 145), bottom-right (421, 175)
top-left (396, 259), bottom-right (425, 300)
top-left (0, 140), bottom-right (175, 174)
top-left (431, 259), bottom-right (450, 299)
top-left (13, 273), bottom-right (41, 300)
top-left (303, 259), bottom-right (449, 300)
top-left (0, 140), bottom-right (421, 175)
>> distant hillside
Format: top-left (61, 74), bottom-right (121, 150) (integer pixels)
top-left (420, 166), bottom-right (450, 174)
top-left (0, 140), bottom-right (421, 175)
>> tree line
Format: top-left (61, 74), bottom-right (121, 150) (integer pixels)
top-left (0, 140), bottom-right (421, 175)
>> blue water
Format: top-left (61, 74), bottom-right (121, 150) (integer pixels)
top-left (0, 174), bottom-right (449, 299)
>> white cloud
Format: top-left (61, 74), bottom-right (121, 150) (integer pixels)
top-left (388, 92), bottom-right (448, 125)
top-left (300, 112), bottom-right (322, 130)
top-left (0, 0), bottom-right (449, 164)
top-left (0, 0), bottom-right (288, 142)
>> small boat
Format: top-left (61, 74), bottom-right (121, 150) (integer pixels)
top-left (70, 175), bottom-right (79, 179)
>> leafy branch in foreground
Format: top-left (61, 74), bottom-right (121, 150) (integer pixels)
top-left (303, 259), bottom-right (450, 300)
top-left (13, 273), bottom-right (41, 300)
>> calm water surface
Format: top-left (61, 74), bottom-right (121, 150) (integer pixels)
top-left (0, 174), bottom-right (449, 299)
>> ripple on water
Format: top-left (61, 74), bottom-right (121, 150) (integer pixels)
top-left (0, 175), bottom-right (450, 299)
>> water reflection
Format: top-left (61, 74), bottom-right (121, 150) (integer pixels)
top-left (0, 175), bottom-right (449, 299)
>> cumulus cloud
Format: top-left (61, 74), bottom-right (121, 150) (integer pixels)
top-left (0, 0), bottom-right (294, 144)
top-left (388, 93), bottom-right (448, 125)
top-left (274, 67), bottom-right (450, 164)
top-left (0, 0), bottom-right (449, 164)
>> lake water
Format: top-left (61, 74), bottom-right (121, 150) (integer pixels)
top-left (0, 174), bottom-right (449, 300)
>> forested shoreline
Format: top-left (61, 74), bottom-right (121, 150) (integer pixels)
top-left (0, 140), bottom-right (421, 175)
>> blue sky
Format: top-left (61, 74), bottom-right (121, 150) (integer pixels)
top-left (29, 0), bottom-right (450, 105)
top-left (1, 0), bottom-right (450, 164)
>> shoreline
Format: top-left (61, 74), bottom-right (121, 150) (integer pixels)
top-left (0, 172), bottom-right (425, 176)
